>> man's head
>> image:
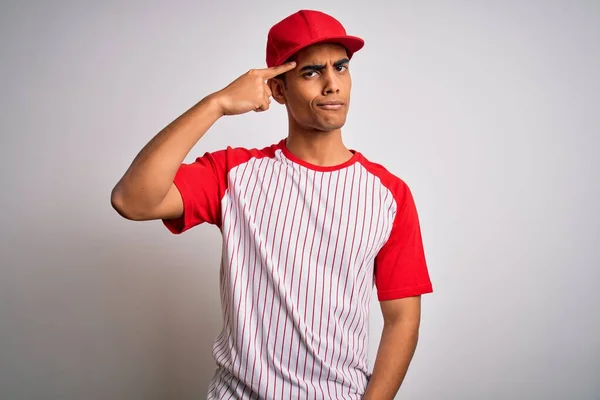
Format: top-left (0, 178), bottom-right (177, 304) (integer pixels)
top-left (268, 43), bottom-right (352, 132)
top-left (265, 10), bottom-right (364, 133)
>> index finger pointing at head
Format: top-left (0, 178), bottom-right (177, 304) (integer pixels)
top-left (260, 61), bottom-right (297, 79)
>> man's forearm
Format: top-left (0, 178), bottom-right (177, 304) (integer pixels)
top-left (362, 321), bottom-right (420, 400)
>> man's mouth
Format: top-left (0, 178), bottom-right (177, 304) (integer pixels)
top-left (317, 101), bottom-right (345, 110)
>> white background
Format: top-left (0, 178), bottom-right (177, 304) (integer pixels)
top-left (1, 1), bottom-right (599, 399)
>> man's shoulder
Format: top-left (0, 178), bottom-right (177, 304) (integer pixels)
top-left (358, 151), bottom-right (409, 192)
top-left (233, 137), bottom-right (284, 157)
top-left (199, 139), bottom-right (282, 170)
top-left (357, 152), bottom-right (421, 219)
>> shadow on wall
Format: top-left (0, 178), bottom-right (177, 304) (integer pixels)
top-left (1, 222), bottom-right (223, 400)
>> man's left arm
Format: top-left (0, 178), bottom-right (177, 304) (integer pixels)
top-left (362, 295), bottom-right (422, 400)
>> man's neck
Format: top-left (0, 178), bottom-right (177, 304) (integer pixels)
top-left (285, 129), bottom-right (353, 167)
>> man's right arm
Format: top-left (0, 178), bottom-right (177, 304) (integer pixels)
top-left (110, 61), bottom-right (297, 222)
top-left (110, 94), bottom-right (223, 221)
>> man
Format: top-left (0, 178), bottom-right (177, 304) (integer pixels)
top-left (111, 9), bottom-right (433, 400)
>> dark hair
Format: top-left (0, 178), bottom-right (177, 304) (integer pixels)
top-left (274, 55), bottom-right (296, 88)
top-left (275, 73), bottom-right (288, 88)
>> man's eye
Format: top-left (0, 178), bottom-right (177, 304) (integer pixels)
top-left (304, 71), bottom-right (318, 78)
top-left (337, 65), bottom-right (348, 72)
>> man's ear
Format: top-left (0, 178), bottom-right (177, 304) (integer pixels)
top-left (267, 78), bottom-right (286, 105)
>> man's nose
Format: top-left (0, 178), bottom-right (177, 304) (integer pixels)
top-left (322, 68), bottom-right (340, 95)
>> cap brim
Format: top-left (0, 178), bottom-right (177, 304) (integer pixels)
top-left (273, 35), bottom-right (365, 67)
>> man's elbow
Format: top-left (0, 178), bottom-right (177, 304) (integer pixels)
top-left (110, 186), bottom-right (145, 221)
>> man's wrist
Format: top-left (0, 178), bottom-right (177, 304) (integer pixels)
top-left (200, 92), bottom-right (225, 119)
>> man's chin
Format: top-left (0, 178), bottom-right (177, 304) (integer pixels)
top-left (309, 124), bottom-right (343, 133)
top-left (315, 118), bottom-right (346, 132)
top-left (296, 116), bottom-right (347, 133)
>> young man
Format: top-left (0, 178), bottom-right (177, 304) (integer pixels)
top-left (111, 9), bottom-right (433, 400)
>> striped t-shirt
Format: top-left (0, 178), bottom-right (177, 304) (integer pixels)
top-left (163, 137), bottom-right (433, 399)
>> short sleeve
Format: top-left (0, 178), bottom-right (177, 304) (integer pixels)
top-left (374, 184), bottom-right (433, 301)
top-left (162, 149), bottom-right (228, 234)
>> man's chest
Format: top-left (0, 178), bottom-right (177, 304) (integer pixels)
top-left (221, 163), bottom-right (395, 276)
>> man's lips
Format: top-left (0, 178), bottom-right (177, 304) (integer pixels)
top-left (317, 101), bottom-right (345, 110)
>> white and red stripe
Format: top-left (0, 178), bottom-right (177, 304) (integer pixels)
top-left (163, 138), bottom-right (433, 399)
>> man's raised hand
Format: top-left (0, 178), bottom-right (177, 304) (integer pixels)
top-left (211, 61), bottom-right (297, 116)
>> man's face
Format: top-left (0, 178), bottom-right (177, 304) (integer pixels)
top-left (272, 43), bottom-right (352, 132)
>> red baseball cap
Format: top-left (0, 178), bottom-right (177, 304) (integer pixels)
top-left (266, 10), bottom-right (364, 68)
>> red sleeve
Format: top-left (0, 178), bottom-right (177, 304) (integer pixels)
top-left (162, 149), bottom-right (228, 234)
top-left (374, 183), bottom-right (433, 301)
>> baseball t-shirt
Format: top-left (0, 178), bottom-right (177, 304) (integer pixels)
top-left (162, 138), bottom-right (433, 399)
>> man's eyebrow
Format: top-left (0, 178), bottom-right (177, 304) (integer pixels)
top-left (333, 58), bottom-right (350, 67)
top-left (299, 58), bottom-right (350, 72)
